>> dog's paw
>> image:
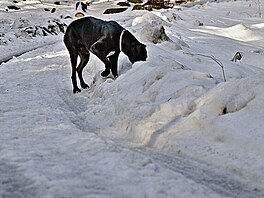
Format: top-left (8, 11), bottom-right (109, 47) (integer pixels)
top-left (101, 70), bottom-right (110, 77)
top-left (113, 73), bottom-right (118, 79)
top-left (81, 83), bottom-right (89, 89)
top-left (73, 87), bottom-right (81, 94)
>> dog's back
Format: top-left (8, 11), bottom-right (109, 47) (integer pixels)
top-left (64, 17), bottom-right (123, 50)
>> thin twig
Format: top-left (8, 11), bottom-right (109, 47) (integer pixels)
top-left (184, 52), bottom-right (227, 82)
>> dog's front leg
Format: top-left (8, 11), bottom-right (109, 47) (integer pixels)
top-left (90, 40), bottom-right (111, 77)
top-left (108, 51), bottom-right (120, 77)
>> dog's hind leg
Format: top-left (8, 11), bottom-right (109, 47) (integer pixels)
top-left (77, 51), bottom-right (90, 89)
top-left (70, 51), bottom-right (81, 94)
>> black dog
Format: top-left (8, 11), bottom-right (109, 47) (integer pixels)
top-left (64, 17), bottom-right (147, 93)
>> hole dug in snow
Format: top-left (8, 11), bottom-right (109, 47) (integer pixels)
top-left (219, 92), bottom-right (256, 115)
top-left (195, 79), bottom-right (257, 118)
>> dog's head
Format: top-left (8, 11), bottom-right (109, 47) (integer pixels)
top-left (122, 30), bottom-right (148, 63)
top-left (128, 42), bottom-right (147, 64)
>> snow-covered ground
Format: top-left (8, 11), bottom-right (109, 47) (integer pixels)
top-left (1, 0), bottom-right (264, 197)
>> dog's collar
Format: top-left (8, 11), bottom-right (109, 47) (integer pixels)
top-left (107, 30), bottom-right (125, 58)
top-left (119, 30), bottom-right (125, 52)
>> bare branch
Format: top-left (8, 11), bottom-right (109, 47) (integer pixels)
top-left (184, 52), bottom-right (227, 82)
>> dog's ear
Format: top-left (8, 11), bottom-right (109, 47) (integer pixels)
top-left (136, 43), bottom-right (147, 54)
top-left (131, 42), bottom-right (140, 54)
top-left (131, 42), bottom-right (137, 48)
